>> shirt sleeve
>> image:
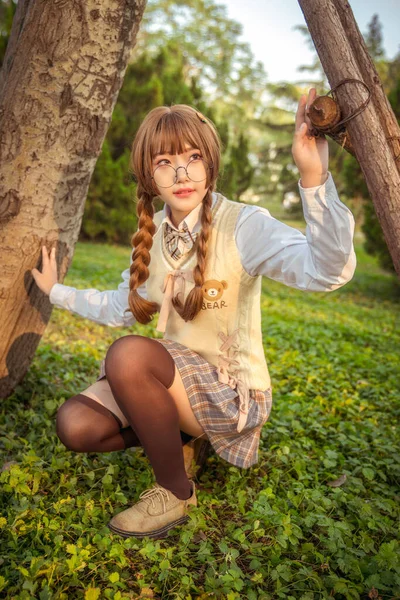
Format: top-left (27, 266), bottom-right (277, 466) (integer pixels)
top-left (49, 266), bottom-right (148, 327)
top-left (235, 172), bottom-right (357, 291)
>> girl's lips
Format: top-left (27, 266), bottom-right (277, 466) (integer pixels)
top-left (174, 189), bottom-right (194, 196)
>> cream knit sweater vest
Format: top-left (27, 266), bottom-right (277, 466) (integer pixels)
top-left (146, 193), bottom-right (271, 432)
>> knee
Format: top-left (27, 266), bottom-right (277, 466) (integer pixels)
top-left (104, 335), bottom-right (148, 379)
top-left (104, 335), bottom-right (176, 390)
top-left (56, 400), bottom-right (93, 453)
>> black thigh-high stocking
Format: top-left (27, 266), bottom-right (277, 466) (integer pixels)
top-left (104, 335), bottom-right (193, 500)
top-left (56, 394), bottom-right (194, 453)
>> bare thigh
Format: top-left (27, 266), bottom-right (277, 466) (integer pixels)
top-left (81, 378), bottom-right (129, 428)
top-left (80, 365), bottom-right (206, 439)
top-left (168, 365), bottom-right (206, 438)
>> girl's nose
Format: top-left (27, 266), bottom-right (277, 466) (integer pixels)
top-left (176, 165), bottom-right (189, 182)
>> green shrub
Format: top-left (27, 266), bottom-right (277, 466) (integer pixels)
top-left (1, 241), bottom-right (399, 598)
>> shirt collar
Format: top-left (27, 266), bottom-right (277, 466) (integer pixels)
top-left (161, 192), bottom-right (218, 234)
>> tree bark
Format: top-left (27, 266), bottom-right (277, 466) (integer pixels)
top-left (297, 0), bottom-right (400, 278)
top-left (332, 0), bottom-right (400, 167)
top-left (0, 0), bottom-right (147, 399)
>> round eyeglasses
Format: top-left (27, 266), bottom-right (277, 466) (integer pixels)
top-left (151, 157), bottom-right (212, 189)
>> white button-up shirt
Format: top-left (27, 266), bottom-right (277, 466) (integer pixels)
top-left (50, 173), bottom-right (357, 326)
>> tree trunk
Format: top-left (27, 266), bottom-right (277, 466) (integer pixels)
top-left (297, 0), bottom-right (400, 278)
top-left (0, 0), bottom-right (147, 399)
top-left (332, 0), bottom-right (400, 168)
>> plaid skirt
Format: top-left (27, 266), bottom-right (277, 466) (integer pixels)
top-left (156, 339), bottom-right (272, 469)
top-left (99, 338), bottom-right (273, 469)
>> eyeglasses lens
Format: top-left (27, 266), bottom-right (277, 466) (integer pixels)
top-left (153, 159), bottom-right (209, 188)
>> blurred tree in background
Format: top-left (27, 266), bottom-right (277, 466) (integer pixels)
top-left (262, 14), bottom-right (399, 271)
top-left (82, 39), bottom-right (212, 243)
top-left (81, 0), bottom-right (268, 242)
top-left (1, 0), bottom-right (398, 266)
top-left (0, 0), bottom-right (15, 65)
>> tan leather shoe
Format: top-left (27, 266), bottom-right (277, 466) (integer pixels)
top-left (107, 481), bottom-right (196, 539)
top-left (183, 437), bottom-right (212, 479)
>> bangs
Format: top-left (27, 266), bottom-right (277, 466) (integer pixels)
top-left (149, 112), bottom-right (205, 159)
top-left (132, 104), bottom-right (221, 190)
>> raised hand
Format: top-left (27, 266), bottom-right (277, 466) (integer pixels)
top-left (31, 246), bottom-right (58, 296)
top-left (292, 88), bottom-right (329, 187)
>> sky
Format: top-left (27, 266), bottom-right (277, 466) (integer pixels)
top-left (221, 0), bottom-right (400, 82)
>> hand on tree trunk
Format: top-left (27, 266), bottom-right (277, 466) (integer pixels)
top-left (31, 246), bottom-right (58, 296)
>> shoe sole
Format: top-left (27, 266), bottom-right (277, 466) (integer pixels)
top-left (107, 515), bottom-right (189, 539)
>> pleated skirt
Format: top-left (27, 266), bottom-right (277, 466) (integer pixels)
top-left (152, 339), bottom-right (273, 469)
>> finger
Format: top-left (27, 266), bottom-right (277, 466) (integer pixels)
top-left (305, 88), bottom-right (318, 131)
top-left (295, 122), bottom-right (308, 137)
top-left (42, 245), bottom-right (50, 268)
top-left (295, 94), bottom-right (307, 132)
top-left (31, 268), bottom-right (40, 282)
top-left (308, 87), bottom-right (317, 103)
top-left (307, 87), bottom-right (317, 109)
top-left (51, 247), bottom-right (58, 273)
top-left (304, 89), bottom-right (313, 130)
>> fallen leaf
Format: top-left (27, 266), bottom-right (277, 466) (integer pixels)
top-left (327, 474), bottom-right (347, 487)
top-left (1, 461), bottom-right (18, 472)
top-left (193, 531), bottom-right (207, 543)
top-left (138, 588), bottom-right (155, 599)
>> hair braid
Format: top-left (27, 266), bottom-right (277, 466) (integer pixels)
top-left (127, 184), bottom-right (159, 324)
top-left (171, 189), bottom-right (213, 321)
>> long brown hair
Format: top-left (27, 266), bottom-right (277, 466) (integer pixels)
top-left (128, 105), bottom-right (221, 324)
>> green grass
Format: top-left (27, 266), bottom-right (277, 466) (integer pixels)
top-left (1, 240), bottom-right (399, 599)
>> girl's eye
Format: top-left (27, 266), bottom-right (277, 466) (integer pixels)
top-left (155, 152), bottom-right (201, 167)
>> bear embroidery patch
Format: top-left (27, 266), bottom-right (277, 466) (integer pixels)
top-left (201, 279), bottom-right (228, 310)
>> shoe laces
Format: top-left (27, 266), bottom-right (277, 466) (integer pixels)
top-left (139, 485), bottom-right (169, 513)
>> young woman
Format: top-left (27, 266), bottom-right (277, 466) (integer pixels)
top-left (32, 89), bottom-right (356, 539)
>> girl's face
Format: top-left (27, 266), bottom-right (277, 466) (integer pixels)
top-left (151, 144), bottom-right (209, 227)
